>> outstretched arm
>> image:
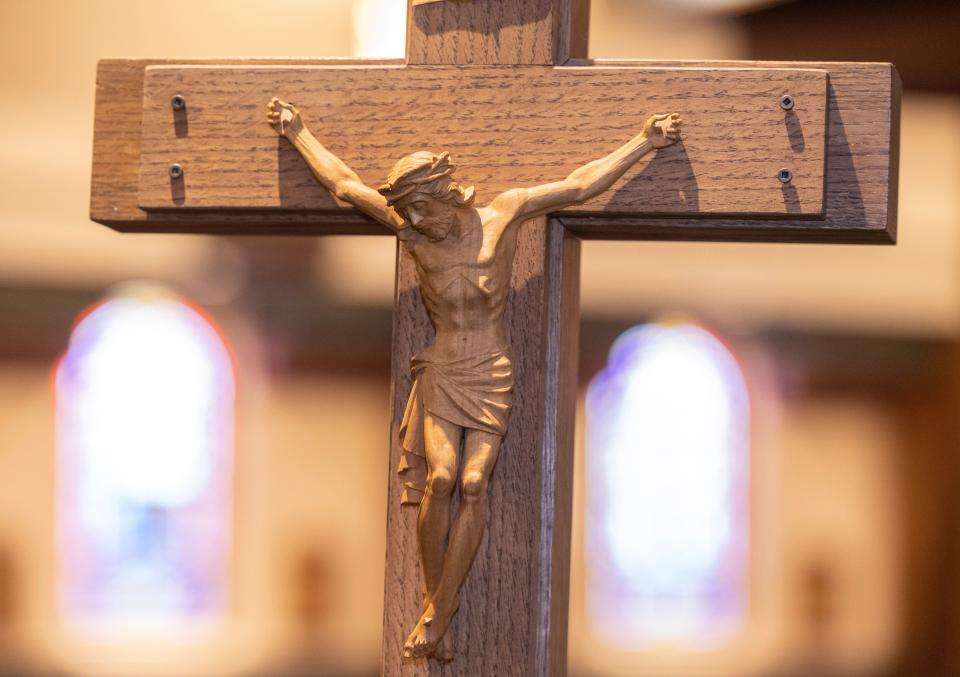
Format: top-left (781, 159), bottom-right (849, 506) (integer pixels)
top-left (488, 113), bottom-right (682, 223)
top-left (267, 98), bottom-right (406, 231)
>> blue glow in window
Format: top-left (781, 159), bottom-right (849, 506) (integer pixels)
top-left (585, 322), bottom-right (748, 648)
top-left (55, 286), bottom-right (233, 630)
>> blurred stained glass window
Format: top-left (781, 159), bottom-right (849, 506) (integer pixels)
top-left (585, 321), bottom-right (749, 649)
top-left (55, 285), bottom-right (234, 631)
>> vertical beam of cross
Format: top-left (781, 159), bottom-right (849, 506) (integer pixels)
top-left (381, 3), bottom-right (589, 674)
top-left (407, 0), bottom-right (590, 65)
top-left (385, 222), bottom-right (579, 675)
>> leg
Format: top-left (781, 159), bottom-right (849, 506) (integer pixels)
top-left (411, 430), bottom-right (503, 657)
top-left (419, 413), bottom-right (462, 604)
top-left (404, 413), bottom-right (461, 660)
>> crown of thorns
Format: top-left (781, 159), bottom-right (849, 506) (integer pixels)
top-left (378, 151), bottom-right (457, 205)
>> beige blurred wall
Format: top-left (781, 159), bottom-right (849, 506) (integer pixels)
top-left (0, 361), bottom-right (389, 676)
top-left (0, 0), bottom-right (356, 290)
top-left (0, 344), bottom-right (906, 675)
top-left (0, 2), bottom-right (383, 674)
top-left (567, 345), bottom-right (905, 677)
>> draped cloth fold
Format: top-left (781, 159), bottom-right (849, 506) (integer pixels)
top-left (397, 350), bottom-right (513, 505)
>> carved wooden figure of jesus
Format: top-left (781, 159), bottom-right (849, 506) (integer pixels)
top-left (266, 98), bottom-right (681, 662)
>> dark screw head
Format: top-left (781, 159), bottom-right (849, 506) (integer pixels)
top-left (779, 94), bottom-right (795, 111)
top-left (169, 163), bottom-right (184, 180)
top-left (778, 167), bottom-right (793, 184)
top-left (171, 94), bottom-right (186, 111)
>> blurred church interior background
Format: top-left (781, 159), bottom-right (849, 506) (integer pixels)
top-left (1, 0), bottom-right (959, 674)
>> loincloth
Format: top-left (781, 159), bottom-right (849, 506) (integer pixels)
top-left (397, 350), bottom-right (513, 505)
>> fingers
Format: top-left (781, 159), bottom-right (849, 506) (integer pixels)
top-left (649, 112), bottom-right (682, 145)
top-left (266, 97), bottom-right (298, 130)
top-left (267, 98), bottom-right (280, 126)
top-left (267, 97), bottom-right (297, 112)
top-left (652, 113), bottom-right (682, 127)
top-left (658, 113), bottom-right (683, 138)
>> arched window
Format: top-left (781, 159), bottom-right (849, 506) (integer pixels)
top-left (585, 321), bottom-right (749, 649)
top-left (55, 285), bottom-right (234, 630)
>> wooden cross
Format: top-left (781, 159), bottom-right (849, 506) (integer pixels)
top-left (90, 0), bottom-right (900, 674)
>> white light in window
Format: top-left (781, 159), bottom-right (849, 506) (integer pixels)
top-left (586, 322), bottom-right (749, 648)
top-left (56, 285), bottom-right (233, 629)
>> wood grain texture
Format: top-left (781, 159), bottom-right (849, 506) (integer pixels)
top-left (90, 58), bottom-right (400, 235)
top-left (91, 59), bottom-right (897, 242)
top-left (537, 225), bottom-right (579, 674)
top-left (406, 0), bottom-right (590, 65)
top-left (560, 59), bottom-right (901, 243)
top-left (138, 66), bottom-right (827, 216)
top-left (383, 219), bottom-right (579, 675)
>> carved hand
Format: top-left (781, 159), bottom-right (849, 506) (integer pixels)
top-left (266, 97), bottom-right (304, 139)
top-left (642, 112), bottom-right (682, 148)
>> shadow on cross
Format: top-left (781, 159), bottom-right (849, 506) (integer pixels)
top-left (276, 137), bottom-right (341, 209)
top-left (785, 108), bottom-right (806, 152)
top-left (776, 81), bottom-right (865, 222)
top-left (613, 140), bottom-right (700, 212)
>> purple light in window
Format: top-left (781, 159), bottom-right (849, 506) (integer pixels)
top-left (55, 287), bottom-right (234, 631)
top-left (585, 323), bottom-right (749, 649)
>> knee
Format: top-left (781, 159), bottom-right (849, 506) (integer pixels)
top-left (460, 471), bottom-right (488, 500)
top-left (427, 468), bottom-right (455, 498)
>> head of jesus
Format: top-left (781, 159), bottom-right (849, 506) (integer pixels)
top-left (379, 152), bottom-right (476, 241)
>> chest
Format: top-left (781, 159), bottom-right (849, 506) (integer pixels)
top-left (408, 222), bottom-right (510, 276)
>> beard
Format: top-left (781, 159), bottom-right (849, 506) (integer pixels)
top-left (413, 217), bottom-right (454, 241)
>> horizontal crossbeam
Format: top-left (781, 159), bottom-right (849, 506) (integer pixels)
top-left (91, 58), bottom-right (899, 243)
top-left (140, 65), bottom-right (826, 217)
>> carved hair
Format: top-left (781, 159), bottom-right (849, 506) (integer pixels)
top-left (378, 151), bottom-right (476, 207)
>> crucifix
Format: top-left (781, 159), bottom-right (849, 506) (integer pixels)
top-left (89, 0), bottom-right (900, 674)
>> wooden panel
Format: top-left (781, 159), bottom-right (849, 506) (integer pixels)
top-left (382, 219), bottom-right (579, 675)
top-left (139, 65), bottom-right (828, 217)
top-left (90, 58), bottom-right (400, 235)
top-left (559, 59), bottom-right (900, 243)
top-left (406, 0), bottom-right (590, 65)
top-left (91, 59), bottom-right (897, 243)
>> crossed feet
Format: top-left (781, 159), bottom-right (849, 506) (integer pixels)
top-left (403, 597), bottom-right (460, 662)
